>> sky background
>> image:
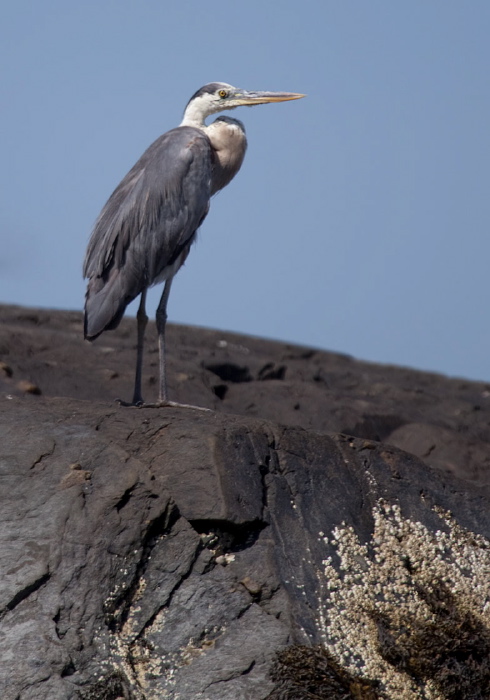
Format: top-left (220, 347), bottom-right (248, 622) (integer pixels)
top-left (1, 1), bottom-right (490, 381)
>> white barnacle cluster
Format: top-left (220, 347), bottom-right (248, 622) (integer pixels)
top-left (319, 501), bottom-right (490, 699)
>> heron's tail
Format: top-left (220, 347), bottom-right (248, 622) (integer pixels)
top-left (84, 271), bottom-right (140, 340)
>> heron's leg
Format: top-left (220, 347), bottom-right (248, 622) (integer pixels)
top-left (132, 289), bottom-right (148, 405)
top-left (155, 278), bottom-right (173, 403)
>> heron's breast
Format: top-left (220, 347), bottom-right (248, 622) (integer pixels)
top-left (211, 127), bottom-right (247, 194)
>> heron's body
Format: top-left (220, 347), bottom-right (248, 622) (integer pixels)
top-left (83, 82), bottom-right (304, 406)
top-left (84, 120), bottom-right (245, 339)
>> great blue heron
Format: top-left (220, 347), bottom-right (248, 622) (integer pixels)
top-left (83, 82), bottom-right (304, 406)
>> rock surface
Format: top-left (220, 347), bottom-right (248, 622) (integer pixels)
top-left (2, 304), bottom-right (490, 699)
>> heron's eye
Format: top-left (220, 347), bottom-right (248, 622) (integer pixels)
top-left (218, 90), bottom-right (228, 98)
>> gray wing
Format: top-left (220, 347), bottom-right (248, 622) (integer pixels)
top-left (84, 126), bottom-right (213, 339)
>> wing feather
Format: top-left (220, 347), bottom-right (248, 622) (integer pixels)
top-left (84, 126), bottom-right (213, 338)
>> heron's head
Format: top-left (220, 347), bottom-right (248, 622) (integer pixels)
top-left (181, 82), bottom-right (305, 127)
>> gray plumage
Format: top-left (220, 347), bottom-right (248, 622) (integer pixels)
top-left (84, 127), bottom-right (213, 338)
top-left (83, 82), bottom-right (304, 406)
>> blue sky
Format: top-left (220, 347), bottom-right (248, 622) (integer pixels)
top-left (2, 1), bottom-right (490, 381)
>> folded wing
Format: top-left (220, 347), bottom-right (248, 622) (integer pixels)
top-left (83, 126), bottom-right (213, 339)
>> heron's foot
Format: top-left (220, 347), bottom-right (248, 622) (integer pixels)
top-left (144, 399), bottom-right (213, 412)
top-left (115, 397), bottom-right (211, 411)
top-left (115, 398), bottom-right (145, 408)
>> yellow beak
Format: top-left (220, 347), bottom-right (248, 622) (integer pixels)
top-left (233, 90), bottom-right (306, 106)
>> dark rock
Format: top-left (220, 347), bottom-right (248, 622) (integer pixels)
top-left (257, 363), bottom-right (287, 381)
top-left (2, 303), bottom-right (490, 485)
top-left (203, 361), bottom-right (253, 383)
top-left (1, 304), bottom-right (490, 699)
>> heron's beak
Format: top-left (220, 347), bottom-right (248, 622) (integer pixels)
top-left (233, 90), bottom-right (305, 106)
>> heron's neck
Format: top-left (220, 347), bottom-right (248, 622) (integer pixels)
top-left (180, 103), bottom-right (210, 129)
